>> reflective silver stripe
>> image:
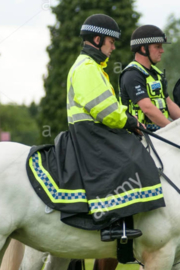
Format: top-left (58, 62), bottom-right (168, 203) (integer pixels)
top-left (68, 85), bottom-right (74, 107)
top-left (100, 73), bottom-right (107, 85)
top-left (68, 85), bottom-right (82, 108)
top-left (68, 114), bottom-right (93, 123)
top-left (68, 116), bottom-right (73, 123)
top-left (68, 57), bottom-right (90, 108)
top-left (85, 90), bottom-right (112, 112)
top-left (156, 98), bottom-right (164, 109)
top-left (70, 57), bottom-right (90, 83)
top-left (67, 103), bottom-right (70, 110)
top-left (73, 113), bottom-right (93, 121)
top-left (96, 102), bottom-right (118, 121)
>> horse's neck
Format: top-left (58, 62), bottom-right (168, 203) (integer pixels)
top-left (0, 142), bottom-right (30, 188)
top-left (155, 118), bottom-right (180, 144)
top-left (141, 119), bottom-right (180, 192)
top-left (142, 119), bottom-right (180, 156)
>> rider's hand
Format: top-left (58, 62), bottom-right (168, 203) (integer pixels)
top-left (134, 116), bottom-right (146, 135)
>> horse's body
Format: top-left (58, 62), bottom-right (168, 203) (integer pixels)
top-left (1, 120), bottom-right (180, 269)
top-left (20, 245), bottom-right (71, 270)
top-left (0, 142), bottom-right (116, 265)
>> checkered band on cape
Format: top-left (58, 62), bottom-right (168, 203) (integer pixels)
top-left (131, 36), bottom-right (165, 46)
top-left (89, 186), bottom-right (163, 212)
top-left (32, 152), bottom-right (87, 201)
top-left (81, 24), bottom-right (120, 39)
top-left (30, 152), bottom-right (164, 211)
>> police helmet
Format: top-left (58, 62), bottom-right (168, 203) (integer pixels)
top-left (131, 25), bottom-right (170, 53)
top-left (80, 14), bottom-right (121, 47)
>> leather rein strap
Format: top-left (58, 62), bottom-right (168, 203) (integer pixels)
top-left (137, 126), bottom-right (180, 149)
top-left (137, 127), bottom-right (180, 195)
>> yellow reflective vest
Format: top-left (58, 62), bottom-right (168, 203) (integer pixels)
top-left (121, 61), bottom-right (169, 128)
top-left (67, 54), bottom-right (130, 129)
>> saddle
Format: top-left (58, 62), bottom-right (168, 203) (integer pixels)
top-left (26, 133), bottom-right (140, 234)
top-left (26, 132), bottom-right (104, 230)
top-left (26, 131), bottom-right (158, 264)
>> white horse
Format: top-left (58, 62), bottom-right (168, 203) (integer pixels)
top-left (1, 119), bottom-right (180, 270)
top-left (0, 240), bottom-right (71, 270)
top-left (19, 245), bottom-right (71, 270)
top-left (1, 241), bottom-right (81, 270)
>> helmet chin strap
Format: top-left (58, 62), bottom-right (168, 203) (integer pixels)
top-left (138, 45), bottom-right (156, 66)
top-left (147, 55), bottom-right (156, 66)
top-left (84, 35), bottom-right (105, 51)
top-left (93, 36), bottom-right (105, 51)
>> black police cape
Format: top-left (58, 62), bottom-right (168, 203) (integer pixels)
top-left (60, 121), bottom-right (165, 227)
top-left (27, 121), bottom-right (165, 230)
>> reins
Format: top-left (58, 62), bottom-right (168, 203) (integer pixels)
top-left (137, 126), bottom-right (180, 150)
top-left (142, 130), bottom-right (180, 195)
top-left (134, 126), bottom-right (180, 268)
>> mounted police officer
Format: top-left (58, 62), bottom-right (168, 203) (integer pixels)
top-left (65, 16), bottom-right (165, 243)
top-left (119, 25), bottom-right (180, 131)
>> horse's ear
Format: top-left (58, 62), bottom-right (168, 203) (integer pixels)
top-left (173, 78), bottom-right (180, 107)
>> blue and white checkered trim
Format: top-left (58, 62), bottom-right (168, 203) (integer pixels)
top-left (89, 186), bottom-right (163, 212)
top-left (131, 36), bottom-right (165, 46)
top-left (146, 124), bottom-right (161, 131)
top-left (31, 152), bottom-right (87, 202)
top-left (81, 24), bottom-right (120, 39)
top-left (125, 63), bottom-right (149, 75)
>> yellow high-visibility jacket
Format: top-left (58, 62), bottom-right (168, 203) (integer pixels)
top-left (64, 52), bottom-right (164, 226)
top-left (67, 54), bottom-right (137, 129)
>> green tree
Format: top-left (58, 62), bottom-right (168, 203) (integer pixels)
top-left (158, 14), bottom-right (180, 99)
top-left (39, 0), bottom-right (140, 143)
top-left (29, 101), bottom-right (40, 119)
top-left (0, 103), bottom-right (39, 145)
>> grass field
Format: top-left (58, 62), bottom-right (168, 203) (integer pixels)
top-left (85, 259), bottom-right (139, 270)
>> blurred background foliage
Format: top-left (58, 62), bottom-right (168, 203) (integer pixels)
top-left (158, 14), bottom-right (180, 99)
top-left (85, 259), bottom-right (139, 270)
top-left (0, 102), bottom-right (39, 145)
top-left (38, 0), bottom-right (140, 143)
top-left (0, 0), bottom-right (179, 145)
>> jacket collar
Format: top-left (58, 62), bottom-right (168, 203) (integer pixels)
top-left (81, 45), bottom-right (108, 68)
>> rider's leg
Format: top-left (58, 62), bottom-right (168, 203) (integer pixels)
top-left (0, 239), bottom-right (24, 270)
top-left (141, 244), bottom-right (175, 270)
top-left (0, 236), bottom-right (11, 268)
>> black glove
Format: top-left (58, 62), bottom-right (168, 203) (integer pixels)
top-left (161, 69), bottom-right (168, 97)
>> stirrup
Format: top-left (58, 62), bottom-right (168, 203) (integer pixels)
top-left (120, 219), bottom-right (128, 244)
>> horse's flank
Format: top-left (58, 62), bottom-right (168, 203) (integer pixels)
top-left (0, 142), bottom-right (116, 261)
top-left (1, 119), bottom-right (180, 269)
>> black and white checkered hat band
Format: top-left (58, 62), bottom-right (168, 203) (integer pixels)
top-left (131, 36), bottom-right (165, 46)
top-left (81, 24), bottom-right (120, 39)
